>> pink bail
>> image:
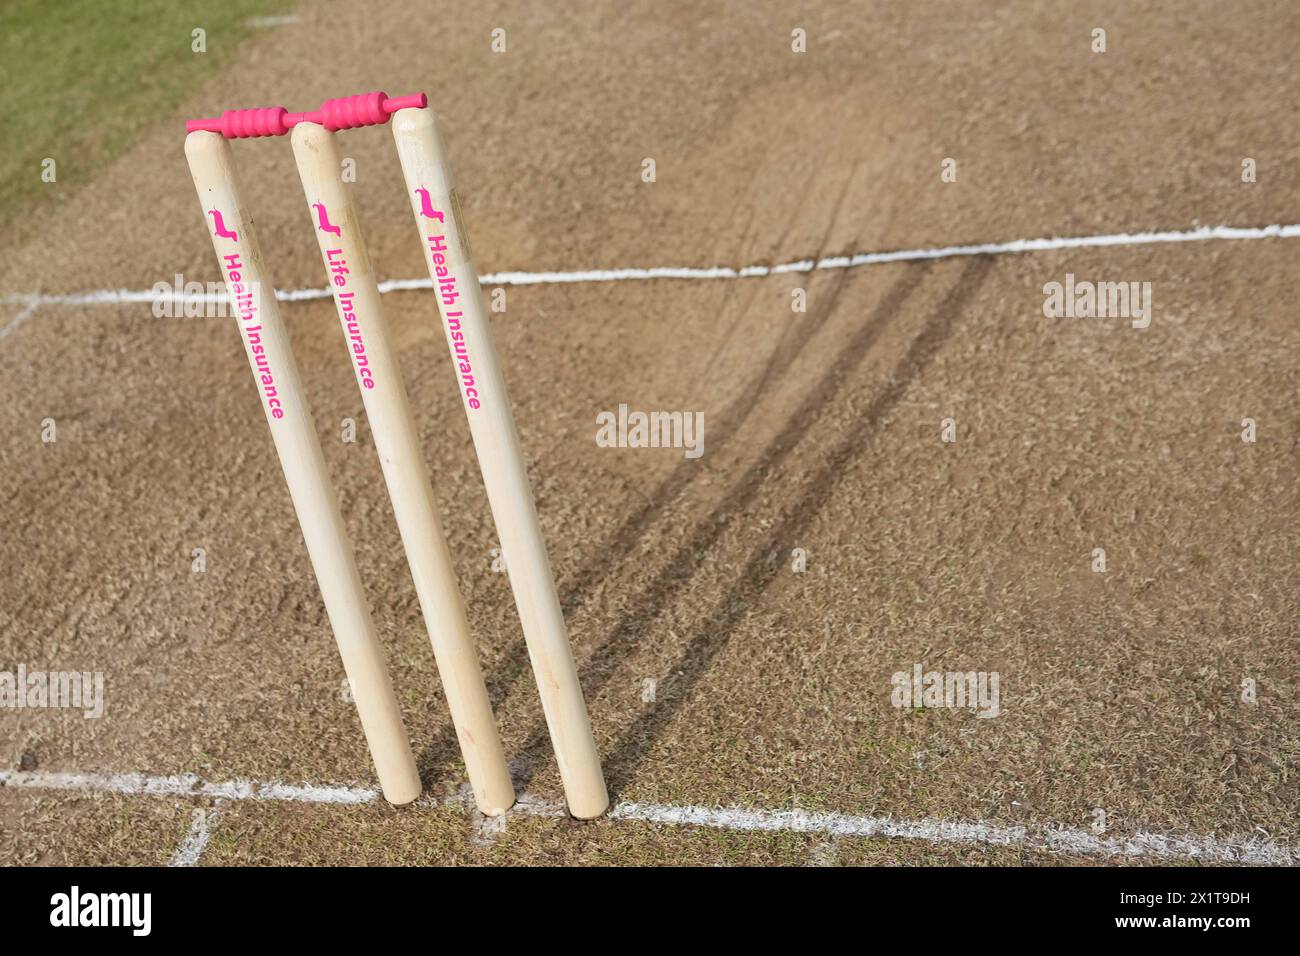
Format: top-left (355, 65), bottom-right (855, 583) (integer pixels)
top-left (383, 93), bottom-right (427, 113)
top-left (285, 92), bottom-right (427, 132)
top-left (187, 92), bottom-right (427, 138)
top-left (185, 106), bottom-right (290, 138)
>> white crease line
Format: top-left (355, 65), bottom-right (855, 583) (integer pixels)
top-left (0, 299), bottom-right (39, 340)
top-left (168, 800), bottom-right (225, 867)
top-left (247, 14), bottom-right (299, 27)
top-left (3, 221), bottom-right (1299, 310)
top-left (609, 802), bottom-right (1298, 865)
top-left (2, 769), bottom-right (1294, 864)
top-left (254, 781), bottom-right (379, 803)
top-left (0, 770), bottom-right (369, 804)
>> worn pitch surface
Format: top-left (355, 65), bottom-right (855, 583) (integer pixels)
top-left (1, 1), bottom-right (1296, 864)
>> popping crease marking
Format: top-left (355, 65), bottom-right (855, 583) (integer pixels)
top-left (0, 298), bottom-right (39, 340)
top-left (168, 800), bottom-right (226, 867)
top-left (3, 221), bottom-right (1300, 311)
top-left (2, 769), bottom-right (1295, 865)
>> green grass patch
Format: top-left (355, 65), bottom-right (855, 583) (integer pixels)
top-left (0, 0), bottom-right (294, 227)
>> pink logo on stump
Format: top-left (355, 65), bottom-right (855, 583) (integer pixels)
top-left (312, 203), bottom-right (342, 236)
top-left (415, 187), bottom-right (444, 222)
top-left (208, 209), bottom-right (238, 241)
